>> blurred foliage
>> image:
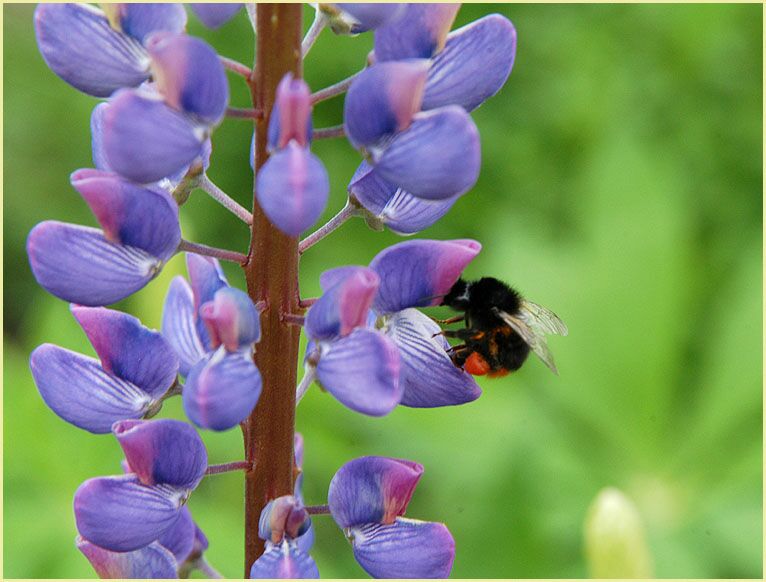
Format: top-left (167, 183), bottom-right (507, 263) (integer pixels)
top-left (3, 3), bottom-right (762, 578)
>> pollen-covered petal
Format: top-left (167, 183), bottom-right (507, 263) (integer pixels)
top-left (269, 73), bottom-right (312, 150)
top-left (350, 518), bottom-right (455, 578)
top-left (146, 33), bottom-right (228, 124)
top-left (71, 305), bottom-right (178, 398)
top-left (102, 89), bottom-right (204, 184)
top-left (113, 419), bottom-right (208, 489)
top-left (27, 221), bottom-right (163, 306)
top-left (315, 329), bottom-right (401, 417)
top-left (77, 538), bottom-right (178, 579)
top-left (374, 4), bottom-right (460, 61)
top-left (250, 540), bottom-right (319, 579)
top-left (370, 239), bottom-right (481, 313)
top-left (386, 308), bottom-right (482, 407)
top-left (190, 3), bottom-right (243, 28)
top-left (256, 143), bottom-right (329, 237)
top-left (162, 277), bottom-right (206, 376)
top-left (74, 474), bottom-right (183, 552)
top-left (157, 506), bottom-right (195, 563)
top-left (183, 351), bottom-right (262, 431)
top-left (200, 287), bottom-right (261, 351)
top-left (423, 14), bottom-right (517, 112)
top-left (117, 3), bottom-right (188, 43)
top-left (332, 3), bottom-right (406, 33)
top-left (328, 456), bottom-right (423, 528)
top-left (34, 3), bottom-right (150, 97)
top-left (374, 106), bottom-right (480, 200)
top-left (344, 61), bottom-right (429, 149)
top-left (306, 267), bottom-right (379, 340)
top-left (30, 344), bottom-right (155, 434)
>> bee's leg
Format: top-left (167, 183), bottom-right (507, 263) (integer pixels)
top-left (430, 315), bottom-right (465, 325)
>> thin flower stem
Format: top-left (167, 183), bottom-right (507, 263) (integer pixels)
top-left (178, 239), bottom-right (248, 265)
top-left (311, 71), bottom-right (360, 104)
top-left (299, 201), bottom-right (358, 254)
top-left (302, 10), bottom-right (327, 57)
top-left (205, 461), bottom-right (252, 475)
top-left (220, 56), bottom-right (252, 79)
top-left (282, 313), bottom-right (306, 326)
top-left (196, 558), bottom-right (224, 579)
top-left (295, 367), bottom-right (316, 405)
top-left (313, 125), bottom-right (345, 140)
top-left (198, 174), bottom-right (253, 225)
top-left (226, 106), bottom-right (264, 120)
top-left (304, 504), bottom-right (331, 515)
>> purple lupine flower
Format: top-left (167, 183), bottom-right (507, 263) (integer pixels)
top-left (30, 305), bottom-right (179, 433)
top-left (189, 4), bottom-right (243, 29)
top-left (77, 538), bottom-right (178, 579)
top-left (328, 456), bottom-right (455, 578)
top-left (74, 419), bottom-right (207, 552)
top-left (27, 169), bottom-right (181, 306)
top-left (162, 254), bottom-right (263, 431)
top-left (321, 3), bottom-right (406, 35)
top-left (256, 74), bottom-right (329, 236)
top-left (250, 496), bottom-right (319, 578)
top-left (34, 3), bottom-right (187, 97)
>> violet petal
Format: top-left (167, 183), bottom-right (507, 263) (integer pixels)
top-left (77, 538), bottom-right (178, 579)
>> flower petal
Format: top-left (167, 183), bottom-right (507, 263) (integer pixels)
top-left (328, 456), bottom-right (423, 528)
top-left (116, 3), bottom-right (187, 43)
top-left (157, 506), bottom-right (195, 563)
top-left (306, 267), bottom-right (379, 340)
top-left (77, 538), bottom-right (178, 579)
top-left (30, 344), bottom-right (154, 433)
top-left (369, 239), bottom-right (481, 313)
top-left (113, 419), bottom-right (208, 489)
top-left (102, 89), bottom-right (204, 184)
top-left (423, 14), bottom-right (517, 112)
top-left (34, 3), bottom-right (150, 97)
top-left (190, 3), bottom-right (243, 28)
top-left (269, 73), bottom-right (312, 150)
top-left (373, 106), bottom-right (480, 200)
top-left (27, 221), bottom-right (162, 306)
top-left (344, 61), bottom-right (429, 149)
top-left (249, 541), bottom-right (319, 579)
top-left (183, 350), bottom-right (262, 431)
top-left (315, 329), bottom-right (401, 416)
top-left (74, 474), bottom-right (183, 552)
top-left (350, 518), bottom-right (455, 578)
top-left (200, 287), bottom-right (261, 351)
top-left (386, 308), bottom-right (481, 407)
top-left (373, 4), bottom-right (460, 61)
top-left (162, 277), bottom-right (206, 376)
top-left (331, 3), bottom-right (406, 33)
top-left (256, 143), bottom-right (330, 236)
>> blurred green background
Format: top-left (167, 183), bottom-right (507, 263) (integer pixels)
top-left (3, 3), bottom-right (762, 578)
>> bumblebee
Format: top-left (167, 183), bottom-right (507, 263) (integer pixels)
top-left (439, 277), bottom-right (568, 376)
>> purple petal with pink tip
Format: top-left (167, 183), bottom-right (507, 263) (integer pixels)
top-left (350, 518), bottom-right (455, 578)
top-left (269, 74), bottom-right (312, 150)
top-left (190, 4), bottom-right (243, 29)
top-left (183, 351), bottom-right (262, 431)
top-left (370, 239), bottom-right (481, 313)
top-left (315, 329), bottom-right (401, 416)
top-left (344, 61), bottom-right (429, 149)
top-left (27, 221), bottom-right (163, 306)
top-left (374, 4), bottom-right (460, 61)
top-left (34, 3), bottom-right (150, 97)
top-left (423, 14), bottom-right (517, 112)
top-left (162, 277), bottom-right (206, 376)
top-left (200, 287), bottom-right (261, 351)
top-left (250, 541), bottom-right (319, 579)
top-left (117, 4), bottom-right (187, 43)
top-left (373, 106), bottom-right (480, 200)
top-left (146, 33), bottom-right (228, 123)
top-left (74, 474), bottom-right (183, 552)
top-left (386, 308), bottom-right (481, 407)
top-left (102, 89), bottom-right (204, 184)
top-left (306, 267), bottom-right (379, 340)
top-left (328, 456), bottom-right (423, 528)
top-left (157, 506), bottom-right (195, 563)
top-left (256, 143), bottom-right (330, 236)
top-left (113, 419), bottom-right (207, 489)
top-left (334, 3), bottom-right (406, 33)
top-left (30, 344), bottom-right (157, 434)
top-left (77, 538), bottom-right (178, 579)
top-left (71, 305), bottom-right (178, 398)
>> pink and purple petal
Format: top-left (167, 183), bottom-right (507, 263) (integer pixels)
top-left (374, 4), bottom-right (460, 61)
top-left (344, 61), bottom-right (429, 149)
top-left (423, 14), bottom-right (517, 112)
top-left (386, 308), bottom-right (482, 407)
top-left (350, 518), bottom-right (455, 578)
top-left (183, 351), bottom-right (262, 431)
top-left (116, 4), bottom-right (188, 43)
top-left (34, 3), bottom-right (150, 97)
top-left (200, 287), bottom-right (262, 351)
top-left (162, 277), bottom-right (207, 376)
top-left (249, 541), bottom-right (320, 579)
top-left (332, 3), bottom-right (406, 33)
top-left (256, 143), bottom-right (330, 236)
top-left (74, 474), bottom-right (183, 552)
top-left (77, 538), bottom-right (178, 579)
top-left (306, 267), bottom-right (379, 340)
top-left (315, 329), bottom-right (401, 417)
top-left (157, 506), bottom-right (195, 563)
top-left (113, 419), bottom-right (208, 489)
top-left (27, 221), bottom-right (163, 306)
top-left (30, 345), bottom-right (155, 434)
top-left (373, 106), bottom-right (480, 200)
top-left (369, 238), bottom-right (481, 313)
top-left (269, 74), bottom-right (312, 150)
top-left (190, 4), bottom-right (243, 29)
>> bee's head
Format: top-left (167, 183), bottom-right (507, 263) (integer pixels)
top-left (442, 278), bottom-right (470, 310)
